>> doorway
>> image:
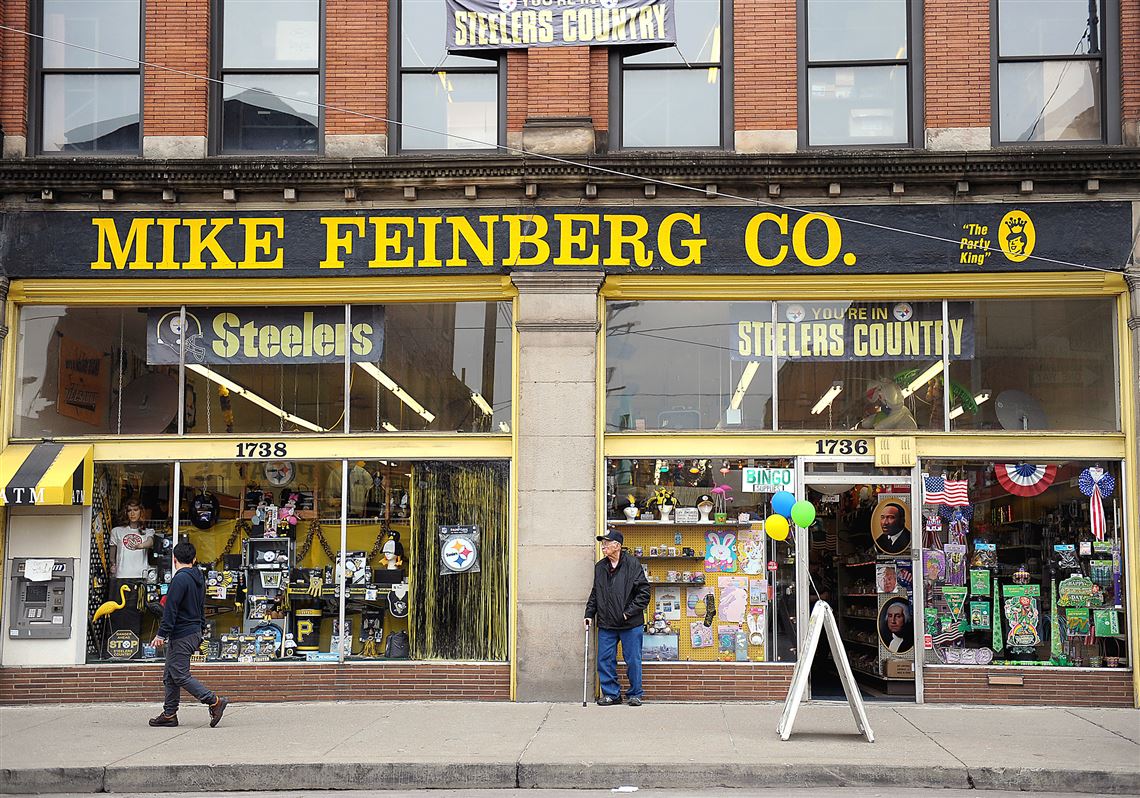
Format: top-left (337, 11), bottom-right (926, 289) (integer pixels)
top-left (799, 459), bottom-right (919, 700)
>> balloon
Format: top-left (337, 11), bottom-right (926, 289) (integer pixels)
top-left (771, 491), bottom-right (796, 519)
top-left (791, 500), bottom-right (817, 528)
top-left (764, 514), bottom-right (790, 541)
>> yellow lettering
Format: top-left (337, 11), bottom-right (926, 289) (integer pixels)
top-left (744, 212), bottom-right (788, 267)
top-left (91, 218), bottom-right (154, 270)
top-left (351, 323), bottom-right (374, 357)
top-left (606, 215), bottom-right (653, 267)
top-left (281, 325), bottom-right (302, 357)
top-left (258, 325), bottom-right (280, 358)
top-left (949, 318), bottom-right (964, 356)
top-left (238, 218), bottom-right (283, 269)
top-left (657, 213), bottom-right (704, 267)
top-left (553, 214), bottom-right (599, 265)
top-left (505, 215), bottom-right (550, 266)
top-left (320, 217), bottom-right (365, 269)
top-left (792, 212), bottom-right (841, 267)
top-left (418, 217), bottom-right (443, 267)
top-left (154, 219), bottom-right (180, 270)
top-left (447, 215), bottom-right (498, 267)
top-left (538, 10), bottom-right (554, 42)
top-left (368, 218), bottom-right (414, 268)
top-left (184, 219), bottom-right (236, 270)
top-left (212, 313), bottom-right (240, 357)
top-left (737, 321), bottom-right (753, 357)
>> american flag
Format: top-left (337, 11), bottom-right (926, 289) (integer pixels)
top-left (924, 476), bottom-right (969, 506)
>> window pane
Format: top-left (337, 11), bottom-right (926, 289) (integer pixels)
top-left (808, 65), bottom-right (908, 145)
top-left (920, 460), bottom-right (1126, 669)
top-left (775, 301), bottom-right (948, 431)
top-left (623, 69), bottom-right (720, 148)
top-left (222, 74), bottom-right (319, 152)
top-left (807, 0), bottom-right (907, 62)
top-left (400, 72), bottom-right (497, 150)
top-left (625, 0), bottom-right (720, 65)
top-left (223, 0), bottom-right (320, 69)
top-left (41, 74), bottom-right (139, 152)
top-left (177, 306), bottom-right (348, 435)
top-left (14, 307), bottom-right (174, 438)
top-left (998, 61), bottom-right (1101, 142)
top-left (605, 302), bottom-right (773, 432)
top-left (949, 299), bottom-right (1117, 431)
top-left (605, 457), bottom-right (796, 662)
top-left (43, 0), bottom-right (139, 68)
top-left (401, 0), bottom-right (495, 68)
top-left (86, 462), bottom-right (175, 662)
top-left (998, 0), bottom-right (1102, 56)
top-left (350, 302), bottom-right (513, 433)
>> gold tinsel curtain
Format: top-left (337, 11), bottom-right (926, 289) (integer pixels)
top-left (409, 461), bottom-right (509, 660)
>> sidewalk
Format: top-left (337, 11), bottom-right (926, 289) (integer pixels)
top-left (1, 700), bottom-right (1138, 795)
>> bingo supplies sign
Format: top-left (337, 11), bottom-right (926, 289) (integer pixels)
top-left (743, 468), bottom-right (795, 493)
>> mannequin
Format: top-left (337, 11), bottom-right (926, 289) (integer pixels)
top-left (107, 499), bottom-right (155, 656)
top-left (381, 532), bottom-right (404, 569)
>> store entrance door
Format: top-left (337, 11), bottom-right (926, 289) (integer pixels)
top-left (797, 458), bottom-right (920, 701)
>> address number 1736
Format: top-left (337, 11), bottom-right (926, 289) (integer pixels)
top-left (815, 439), bottom-right (869, 455)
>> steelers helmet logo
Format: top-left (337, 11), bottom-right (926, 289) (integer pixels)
top-left (442, 536), bottom-right (478, 573)
top-left (785, 304), bottom-right (806, 323)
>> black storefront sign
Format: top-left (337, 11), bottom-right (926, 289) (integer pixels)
top-left (446, 0), bottom-right (675, 51)
top-left (0, 202), bottom-right (1132, 278)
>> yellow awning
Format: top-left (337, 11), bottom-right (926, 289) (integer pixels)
top-left (0, 444), bottom-right (94, 506)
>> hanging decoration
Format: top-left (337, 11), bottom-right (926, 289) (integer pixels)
top-left (993, 463), bottom-right (1058, 497)
top-left (1078, 467), bottom-right (1115, 541)
top-left (439, 525), bottom-right (481, 575)
top-left (939, 505), bottom-right (972, 546)
top-left (1050, 580), bottom-right (1062, 661)
top-left (992, 579), bottom-right (1003, 654)
top-left (923, 475), bottom-right (969, 506)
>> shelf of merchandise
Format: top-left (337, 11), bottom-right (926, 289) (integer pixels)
top-left (639, 556), bottom-right (705, 561)
top-left (607, 520), bottom-right (754, 526)
top-left (843, 562), bottom-right (877, 568)
top-left (841, 637), bottom-right (878, 649)
top-left (647, 580), bottom-right (707, 587)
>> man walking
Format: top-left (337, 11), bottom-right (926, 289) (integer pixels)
top-left (584, 529), bottom-right (650, 706)
top-left (149, 541), bottom-right (228, 727)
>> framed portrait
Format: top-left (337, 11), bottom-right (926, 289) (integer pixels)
top-left (872, 498), bottom-right (912, 556)
top-left (878, 596), bottom-right (915, 654)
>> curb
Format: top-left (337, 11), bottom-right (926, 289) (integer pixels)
top-left (4, 762), bottom-right (1140, 794)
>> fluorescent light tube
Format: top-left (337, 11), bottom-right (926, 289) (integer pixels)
top-left (358, 362), bottom-right (436, 423)
top-left (729, 361), bottom-right (760, 410)
top-left (187, 364), bottom-right (324, 433)
top-left (471, 391), bottom-right (493, 416)
top-left (381, 422), bottom-right (398, 432)
top-left (811, 382), bottom-right (844, 415)
top-left (901, 361), bottom-right (944, 398)
top-left (949, 390), bottom-right (992, 420)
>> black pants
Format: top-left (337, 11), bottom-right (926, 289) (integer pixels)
top-left (162, 633), bottom-right (216, 715)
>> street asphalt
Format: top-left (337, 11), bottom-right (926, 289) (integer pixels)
top-left (0, 700), bottom-right (1138, 794)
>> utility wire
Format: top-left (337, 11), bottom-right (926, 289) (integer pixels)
top-left (0, 23), bottom-right (1131, 276)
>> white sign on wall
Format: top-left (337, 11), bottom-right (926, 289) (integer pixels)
top-left (742, 468), bottom-right (795, 493)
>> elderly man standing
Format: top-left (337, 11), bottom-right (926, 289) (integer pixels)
top-left (584, 529), bottom-right (651, 706)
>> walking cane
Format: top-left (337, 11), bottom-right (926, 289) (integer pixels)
top-left (582, 619), bottom-right (591, 707)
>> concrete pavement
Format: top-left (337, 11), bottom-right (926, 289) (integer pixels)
top-left (1, 700), bottom-right (1138, 794)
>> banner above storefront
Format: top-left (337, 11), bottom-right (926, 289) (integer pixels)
top-left (731, 301), bottom-right (975, 362)
top-left (446, 0), bottom-right (675, 51)
top-left (146, 307), bottom-right (385, 365)
top-left (0, 202), bottom-right (1132, 278)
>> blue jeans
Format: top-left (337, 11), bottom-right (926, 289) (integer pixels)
top-left (597, 625), bottom-right (643, 699)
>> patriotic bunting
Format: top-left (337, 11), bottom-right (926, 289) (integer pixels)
top-left (1078, 468), bottom-right (1116, 541)
top-left (994, 463), bottom-right (1057, 497)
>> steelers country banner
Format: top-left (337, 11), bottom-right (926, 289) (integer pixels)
top-left (146, 307), bottom-right (385, 365)
top-left (446, 0), bottom-right (675, 51)
top-left (731, 301), bottom-right (975, 362)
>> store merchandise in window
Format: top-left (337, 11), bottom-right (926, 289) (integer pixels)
top-left (921, 460), bottom-right (1127, 668)
top-left (606, 457), bottom-right (796, 664)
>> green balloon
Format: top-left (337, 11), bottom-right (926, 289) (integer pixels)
top-left (790, 500), bottom-right (816, 528)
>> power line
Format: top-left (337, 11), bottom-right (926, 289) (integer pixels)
top-left (0, 23), bottom-right (1129, 276)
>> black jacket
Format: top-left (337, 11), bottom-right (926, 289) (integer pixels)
top-left (585, 552), bottom-right (651, 630)
top-left (158, 565), bottom-right (206, 640)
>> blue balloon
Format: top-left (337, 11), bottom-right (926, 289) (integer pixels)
top-left (771, 491), bottom-right (796, 519)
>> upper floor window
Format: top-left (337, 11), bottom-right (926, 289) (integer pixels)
top-left (37, 0), bottom-right (142, 154)
top-left (804, 0), bottom-right (912, 146)
top-left (618, 0), bottom-right (725, 148)
top-left (217, 0), bottom-right (320, 153)
top-left (996, 0), bottom-right (1104, 142)
top-left (396, 0), bottom-right (500, 152)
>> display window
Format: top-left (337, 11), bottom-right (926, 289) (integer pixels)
top-left (920, 459), bottom-right (1128, 669)
top-left (85, 458), bottom-right (509, 664)
top-left (606, 457), bottom-right (796, 663)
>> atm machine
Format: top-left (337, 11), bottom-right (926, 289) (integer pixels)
top-left (8, 558), bottom-right (75, 639)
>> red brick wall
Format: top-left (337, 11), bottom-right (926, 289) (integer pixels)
top-left (924, 0), bottom-right (990, 129)
top-left (0, 663), bottom-right (511, 704)
top-left (590, 48), bottom-right (608, 132)
top-left (143, 0), bottom-right (209, 137)
top-left (1123, 0), bottom-right (1139, 138)
top-left (326, 0), bottom-right (387, 136)
top-left (734, 0), bottom-right (796, 131)
top-left (923, 667), bottom-right (1134, 707)
top-left (0, 0), bottom-right (29, 143)
top-left (506, 50), bottom-right (527, 133)
top-left (507, 47), bottom-right (607, 133)
top-left (622, 664), bottom-right (794, 701)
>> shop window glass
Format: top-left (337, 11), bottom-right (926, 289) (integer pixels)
top-left (776, 300), bottom-right (950, 431)
top-left (38, 0), bottom-right (141, 153)
top-left (996, 0), bottom-right (1105, 143)
top-left (86, 462), bottom-right (175, 663)
top-left (398, 0), bottom-right (498, 151)
top-left (606, 458), bottom-right (796, 663)
top-left (620, 0), bottom-right (723, 148)
top-left (920, 460), bottom-right (1127, 669)
top-left (948, 298), bottom-right (1117, 431)
top-left (349, 302), bottom-right (513, 434)
top-left (179, 306), bottom-right (348, 435)
top-left (605, 301), bottom-right (774, 432)
top-left (805, 0), bottom-right (910, 146)
top-left (218, 0), bottom-right (319, 153)
top-left (13, 306), bottom-right (178, 438)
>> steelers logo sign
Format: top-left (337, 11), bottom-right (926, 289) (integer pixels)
top-left (442, 536), bottom-right (478, 573)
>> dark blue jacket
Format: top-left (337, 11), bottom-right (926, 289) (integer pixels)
top-left (585, 552), bottom-right (650, 630)
top-left (158, 565), bottom-right (205, 640)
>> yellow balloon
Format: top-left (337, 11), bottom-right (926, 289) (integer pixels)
top-left (765, 514), bottom-right (790, 541)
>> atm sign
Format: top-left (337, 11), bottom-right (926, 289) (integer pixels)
top-left (742, 468), bottom-right (795, 493)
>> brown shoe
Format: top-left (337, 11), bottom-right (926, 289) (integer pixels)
top-left (149, 713), bottom-right (178, 727)
top-left (209, 696), bottom-right (228, 727)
